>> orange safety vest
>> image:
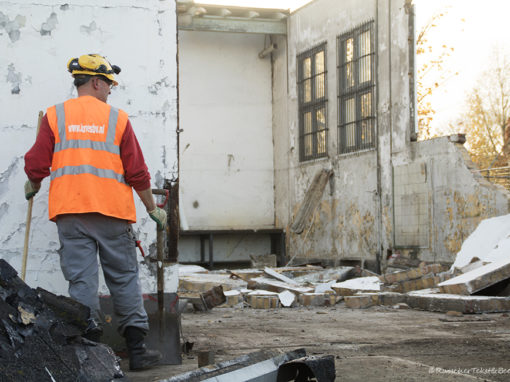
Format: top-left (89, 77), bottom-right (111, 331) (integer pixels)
top-left (46, 95), bottom-right (136, 223)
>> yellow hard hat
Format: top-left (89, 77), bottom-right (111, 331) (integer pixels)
top-left (67, 54), bottom-right (121, 86)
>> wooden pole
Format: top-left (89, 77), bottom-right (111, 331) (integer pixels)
top-left (21, 111), bottom-right (43, 281)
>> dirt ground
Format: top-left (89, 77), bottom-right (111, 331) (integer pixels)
top-left (122, 304), bottom-right (510, 381)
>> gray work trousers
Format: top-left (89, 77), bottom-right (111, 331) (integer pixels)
top-left (56, 213), bottom-right (149, 336)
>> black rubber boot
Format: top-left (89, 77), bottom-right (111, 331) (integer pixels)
top-left (124, 326), bottom-right (162, 371)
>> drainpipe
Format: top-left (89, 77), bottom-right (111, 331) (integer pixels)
top-left (375, 0), bottom-right (383, 273)
top-left (407, 0), bottom-right (417, 140)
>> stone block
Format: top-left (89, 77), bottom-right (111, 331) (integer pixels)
top-left (406, 294), bottom-right (510, 313)
top-left (249, 295), bottom-right (280, 309)
top-left (344, 294), bottom-right (379, 309)
top-left (298, 293), bottom-right (328, 307)
top-left (379, 263), bottom-right (448, 284)
top-left (382, 272), bottom-right (453, 293)
top-left (438, 259), bottom-right (510, 295)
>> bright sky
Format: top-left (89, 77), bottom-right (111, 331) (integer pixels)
top-left (199, 0), bottom-right (510, 133)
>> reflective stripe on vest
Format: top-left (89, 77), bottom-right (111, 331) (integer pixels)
top-left (51, 103), bottom-right (125, 183)
top-left (50, 164), bottom-right (127, 184)
top-left (54, 103), bottom-right (120, 154)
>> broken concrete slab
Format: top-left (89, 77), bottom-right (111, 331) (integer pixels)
top-left (179, 273), bottom-right (247, 293)
top-left (331, 276), bottom-right (380, 296)
top-left (438, 258), bottom-right (510, 295)
top-left (406, 293), bottom-right (510, 313)
top-left (228, 269), bottom-right (263, 282)
top-left (381, 272), bottom-right (453, 293)
top-left (292, 266), bottom-right (353, 284)
top-left (264, 267), bottom-right (299, 285)
top-left (247, 277), bottom-right (314, 294)
top-left (178, 264), bottom-right (208, 275)
top-left (451, 213), bottom-right (510, 270)
top-left (379, 263), bottom-right (448, 284)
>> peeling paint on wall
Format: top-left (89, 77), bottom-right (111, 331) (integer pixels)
top-left (0, 12), bottom-right (26, 42)
top-left (40, 12), bottom-right (58, 36)
top-left (6, 64), bottom-right (22, 94)
top-left (148, 77), bottom-right (170, 95)
top-left (80, 21), bottom-right (97, 35)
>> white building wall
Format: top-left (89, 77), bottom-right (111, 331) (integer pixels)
top-left (0, 0), bottom-right (178, 294)
top-left (179, 30), bottom-right (275, 230)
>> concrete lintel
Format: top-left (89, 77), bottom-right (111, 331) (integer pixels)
top-left (178, 16), bottom-right (287, 35)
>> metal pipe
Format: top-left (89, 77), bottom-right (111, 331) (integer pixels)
top-left (259, 43), bottom-right (277, 59)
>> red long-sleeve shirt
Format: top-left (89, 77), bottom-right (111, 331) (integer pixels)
top-left (24, 114), bottom-right (151, 191)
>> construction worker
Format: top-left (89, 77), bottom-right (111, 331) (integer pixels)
top-left (24, 54), bottom-right (165, 371)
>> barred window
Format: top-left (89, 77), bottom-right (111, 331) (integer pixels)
top-left (338, 21), bottom-right (375, 154)
top-left (297, 43), bottom-right (327, 161)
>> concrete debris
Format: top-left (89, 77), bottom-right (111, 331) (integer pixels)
top-left (179, 273), bottom-right (247, 293)
top-left (0, 259), bottom-right (124, 381)
top-left (293, 266), bottom-right (353, 284)
top-left (278, 290), bottom-right (296, 307)
top-left (331, 276), bottom-right (381, 296)
top-left (264, 267), bottom-right (299, 285)
top-left (247, 277), bottom-right (314, 294)
top-left (178, 217), bottom-right (510, 314)
top-left (438, 258), bottom-right (510, 295)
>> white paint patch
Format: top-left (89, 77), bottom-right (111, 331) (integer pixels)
top-left (332, 276), bottom-right (381, 291)
top-left (451, 214), bottom-right (510, 269)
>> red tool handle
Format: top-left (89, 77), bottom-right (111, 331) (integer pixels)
top-left (157, 189), bottom-right (169, 208)
top-left (152, 189), bottom-right (170, 208)
top-left (135, 240), bottom-right (146, 257)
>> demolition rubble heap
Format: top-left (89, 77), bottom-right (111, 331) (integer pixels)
top-left (180, 215), bottom-right (510, 314)
top-left (0, 260), bottom-right (124, 381)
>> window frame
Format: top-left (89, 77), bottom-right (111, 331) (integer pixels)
top-left (297, 42), bottom-right (328, 162)
top-left (337, 21), bottom-right (376, 155)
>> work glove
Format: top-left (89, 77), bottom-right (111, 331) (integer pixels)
top-left (24, 180), bottom-right (41, 200)
top-left (148, 207), bottom-right (167, 230)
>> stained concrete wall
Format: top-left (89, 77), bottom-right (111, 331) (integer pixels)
top-left (398, 138), bottom-right (510, 264)
top-left (273, 0), bottom-right (510, 266)
top-left (178, 30), bottom-right (274, 262)
top-left (0, 0), bottom-right (178, 294)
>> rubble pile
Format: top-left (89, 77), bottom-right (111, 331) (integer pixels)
top-left (179, 216), bottom-right (510, 315)
top-left (0, 260), bottom-right (124, 381)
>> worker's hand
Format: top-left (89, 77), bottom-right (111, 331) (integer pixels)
top-left (24, 180), bottom-right (41, 200)
top-left (148, 207), bottom-right (167, 230)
